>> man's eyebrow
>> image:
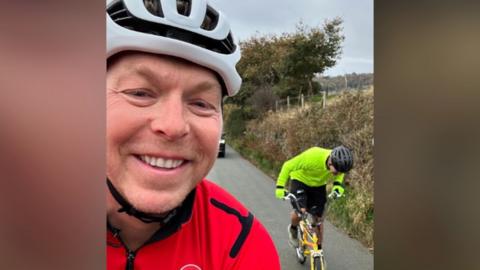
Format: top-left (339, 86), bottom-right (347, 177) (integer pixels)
top-left (130, 65), bottom-right (164, 86)
top-left (190, 81), bottom-right (222, 93)
top-left (125, 64), bottom-right (222, 94)
top-left (184, 80), bottom-right (223, 101)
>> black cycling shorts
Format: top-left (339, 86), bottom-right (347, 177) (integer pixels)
top-left (289, 179), bottom-right (326, 217)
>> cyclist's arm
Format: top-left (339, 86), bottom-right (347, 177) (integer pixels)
top-left (333, 173), bottom-right (345, 185)
top-left (276, 155), bottom-right (302, 187)
top-left (330, 173), bottom-right (346, 197)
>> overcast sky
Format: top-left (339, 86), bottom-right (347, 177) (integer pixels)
top-left (209, 0), bottom-right (373, 76)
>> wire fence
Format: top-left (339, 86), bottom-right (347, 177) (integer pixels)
top-left (274, 92), bottom-right (327, 112)
top-left (274, 88), bottom-right (370, 112)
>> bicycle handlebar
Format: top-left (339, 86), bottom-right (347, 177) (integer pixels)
top-left (284, 191), bottom-right (342, 201)
top-left (328, 192), bottom-right (338, 199)
top-left (284, 190), bottom-right (341, 215)
top-left (283, 192), bottom-right (296, 201)
top-left (283, 192), bottom-right (304, 214)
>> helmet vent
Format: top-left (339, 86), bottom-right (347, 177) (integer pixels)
top-left (200, 6), bottom-right (219, 31)
top-left (108, 0), bottom-right (236, 54)
top-left (143, 0), bottom-right (164, 17)
top-left (108, 0), bottom-right (134, 24)
top-left (222, 32), bottom-right (235, 52)
top-left (176, 0), bottom-right (192, 16)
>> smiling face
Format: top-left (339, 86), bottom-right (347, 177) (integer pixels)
top-left (107, 53), bottom-right (222, 214)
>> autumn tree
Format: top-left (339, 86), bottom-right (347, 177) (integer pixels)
top-left (229, 35), bottom-right (288, 105)
top-left (226, 17), bottom-right (344, 116)
top-left (282, 18), bottom-right (344, 97)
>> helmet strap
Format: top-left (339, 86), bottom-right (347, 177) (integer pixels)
top-left (106, 178), bottom-right (177, 224)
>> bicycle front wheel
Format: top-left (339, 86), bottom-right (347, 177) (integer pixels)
top-left (313, 256), bottom-right (325, 270)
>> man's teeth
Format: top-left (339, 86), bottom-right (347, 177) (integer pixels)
top-left (141, 156), bottom-right (184, 169)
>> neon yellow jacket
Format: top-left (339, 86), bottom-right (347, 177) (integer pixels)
top-left (276, 147), bottom-right (344, 188)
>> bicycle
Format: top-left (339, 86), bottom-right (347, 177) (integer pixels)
top-left (284, 192), bottom-right (329, 270)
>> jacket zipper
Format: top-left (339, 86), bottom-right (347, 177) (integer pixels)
top-left (111, 229), bottom-right (138, 270)
top-left (126, 250), bottom-right (136, 270)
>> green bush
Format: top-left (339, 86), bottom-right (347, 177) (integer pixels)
top-left (224, 108), bottom-right (247, 140)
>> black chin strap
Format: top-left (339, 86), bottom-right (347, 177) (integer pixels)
top-left (107, 179), bottom-right (177, 224)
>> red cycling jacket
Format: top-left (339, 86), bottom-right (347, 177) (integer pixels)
top-left (107, 179), bottom-right (280, 270)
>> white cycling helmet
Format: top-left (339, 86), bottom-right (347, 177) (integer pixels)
top-left (107, 0), bottom-right (242, 96)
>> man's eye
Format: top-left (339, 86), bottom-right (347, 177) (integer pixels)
top-left (189, 100), bottom-right (219, 115)
top-left (190, 100), bottom-right (215, 110)
top-left (193, 101), bottom-right (209, 109)
top-left (125, 89), bottom-right (153, 98)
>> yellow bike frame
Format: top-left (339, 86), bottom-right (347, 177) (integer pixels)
top-left (298, 214), bottom-right (326, 270)
top-left (286, 192), bottom-right (327, 270)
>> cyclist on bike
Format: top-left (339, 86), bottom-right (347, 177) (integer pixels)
top-left (107, 0), bottom-right (280, 269)
top-left (275, 146), bottom-right (354, 250)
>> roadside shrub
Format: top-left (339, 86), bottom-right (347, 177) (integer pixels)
top-left (248, 86), bottom-right (279, 117)
top-left (224, 107), bottom-right (247, 139)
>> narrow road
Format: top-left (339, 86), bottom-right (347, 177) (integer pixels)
top-left (207, 145), bottom-right (373, 270)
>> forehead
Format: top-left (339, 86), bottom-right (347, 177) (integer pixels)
top-left (107, 52), bottom-right (225, 97)
top-left (108, 52), bottom-right (218, 81)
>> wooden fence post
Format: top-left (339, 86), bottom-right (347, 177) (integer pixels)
top-left (322, 91), bottom-right (326, 109)
top-left (287, 96), bottom-right (290, 110)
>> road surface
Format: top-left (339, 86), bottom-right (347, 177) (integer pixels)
top-left (207, 145), bottom-right (373, 270)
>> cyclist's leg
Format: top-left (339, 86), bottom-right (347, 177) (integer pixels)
top-left (306, 185), bottom-right (327, 249)
top-left (288, 180), bottom-right (307, 246)
top-left (315, 221), bottom-right (324, 249)
top-left (290, 210), bottom-right (300, 226)
top-left (289, 179), bottom-right (308, 226)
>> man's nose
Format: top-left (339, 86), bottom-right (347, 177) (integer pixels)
top-left (149, 96), bottom-right (189, 141)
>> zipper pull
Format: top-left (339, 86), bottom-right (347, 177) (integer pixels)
top-left (126, 251), bottom-right (136, 270)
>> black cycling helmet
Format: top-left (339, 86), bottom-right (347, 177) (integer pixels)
top-left (330, 145), bottom-right (354, 173)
